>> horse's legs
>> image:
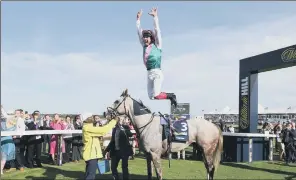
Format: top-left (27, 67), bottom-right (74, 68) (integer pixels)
top-left (151, 153), bottom-right (162, 180)
top-left (201, 148), bottom-right (216, 180)
top-left (146, 154), bottom-right (153, 180)
top-left (202, 152), bottom-right (210, 180)
top-left (209, 167), bottom-right (215, 180)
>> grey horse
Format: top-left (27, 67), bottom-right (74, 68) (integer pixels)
top-left (104, 89), bottom-right (223, 180)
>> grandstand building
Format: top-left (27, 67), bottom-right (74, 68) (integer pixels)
top-left (203, 105), bottom-right (296, 123)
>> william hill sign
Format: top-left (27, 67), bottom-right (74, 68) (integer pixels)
top-left (281, 48), bottom-right (296, 63)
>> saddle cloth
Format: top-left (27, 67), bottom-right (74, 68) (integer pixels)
top-left (172, 119), bottom-right (189, 142)
top-left (159, 114), bottom-right (190, 143)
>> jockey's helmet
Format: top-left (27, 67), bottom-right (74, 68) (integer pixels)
top-left (142, 30), bottom-right (155, 42)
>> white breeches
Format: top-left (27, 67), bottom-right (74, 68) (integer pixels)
top-left (147, 69), bottom-right (164, 99)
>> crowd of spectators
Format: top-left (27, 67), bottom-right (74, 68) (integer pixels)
top-left (2, 105), bottom-right (191, 177)
top-left (273, 121), bottom-right (296, 164)
top-left (1, 105), bottom-right (124, 175)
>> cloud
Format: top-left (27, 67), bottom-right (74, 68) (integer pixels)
top-left (2, 15), bottom-right (296, 114)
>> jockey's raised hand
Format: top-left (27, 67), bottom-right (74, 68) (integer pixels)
top-left (148, 7), bottom-right (158, 17)
top-left (137, 9), bottom-right (143, 20)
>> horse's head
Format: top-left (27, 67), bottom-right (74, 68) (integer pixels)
top-left (103, 89), bottom-right (133, 120)
top-left (103, 88), bottom-right (152, 121)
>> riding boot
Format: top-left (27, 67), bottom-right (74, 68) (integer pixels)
top-left (166, 93), bottom-right (177, 107)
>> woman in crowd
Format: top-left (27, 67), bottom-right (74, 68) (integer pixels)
top-left (81, 113), bottom-right (117, 180)
top-left (1, 106), bottom-right (16, 175)
top-left (13, 109), bottom-right (26, 171)
top-left (72, 115), bottom-right (83, 162)
top-left (105, 116), bottom-right (133, 180)
top-left (49, 114), bottom-right (66, 164)
top-left (63, 115), bottom-right (75, 162)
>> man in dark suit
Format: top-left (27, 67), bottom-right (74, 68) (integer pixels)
top-left (282, 123), bottom-right (295, 165)
top-left (25, 111), bottom-right (43, 168)
top-left (105, 116), bottom-right (133, 180)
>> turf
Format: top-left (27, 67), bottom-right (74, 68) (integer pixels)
top-left (2, 158), bottom-right (296, 179)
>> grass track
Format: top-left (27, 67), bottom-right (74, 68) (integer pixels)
top-left (2, 157), bottom-right (296, 179)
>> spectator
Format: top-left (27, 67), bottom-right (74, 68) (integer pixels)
top-left (63, 115), bottom-right (75, 162)
top-left (72, 115), bottom-right (83, 162)
top-left (24, 111), bottom-right (30, 120)
top-left (291, 122), bottom-right (296, 162)
top-left (282, 123), bottom-right (293, 164)
top-left (25, 111), bottom-right (43, 168)
top-left (94, 115), bottom-right (101, 126)
top-left (1, 106), bottom-right (16, 175)
top-left (21, 110), bottom-right (25, 119)
top-left (82, 113), bottom-right (117, 180)
top-left (274, 121), bottom-right (281, 151)
top-left (228, 125), bottom-right (235, 133)
top-left (219, 117), bottom-right (225, 132)
top-left (124, 117), bottom-right (136, 160)
top-left (13, 109), bottom-right (26, 171)
top-left (49, 114), bottom-right (66, 165)
top-left (42, 114), bottom-right (52, 156)
top-left (274, 121), bottom-right (281, 134)
top-left (275, 125), bottom-right (285, 160)
top-left (105, 116), bottom-right (133, 180)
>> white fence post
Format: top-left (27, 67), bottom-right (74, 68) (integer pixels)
top-left (269, 137), bottom-right (273, 161)
top-left (248, 138), bottom-right (253, 163)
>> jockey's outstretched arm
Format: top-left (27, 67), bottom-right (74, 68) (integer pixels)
top-left (153, 16), bottom-right (162, 49)
top-left (136, 19), bottom-right (144, 47)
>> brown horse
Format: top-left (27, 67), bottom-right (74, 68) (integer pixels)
top-left (104, 89), bottom-right (223, 180)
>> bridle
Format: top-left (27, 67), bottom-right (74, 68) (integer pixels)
top-left (106, 95), bottom-right (155, 138)
top-left (106, 96), bottom-right (129, 118)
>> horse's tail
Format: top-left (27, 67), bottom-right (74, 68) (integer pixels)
top-left (213, 127), bottom-right (223, 172)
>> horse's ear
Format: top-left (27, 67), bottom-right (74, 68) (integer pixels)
top-left (121, 89), bottom-right (128, 97)
top-left (124, 89), bottom-right (129, 96)
top-left (139, 99), bottom-right (143, 106)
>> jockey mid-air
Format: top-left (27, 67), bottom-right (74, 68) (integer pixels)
top-left (136, 7), bottom-right (177, 107)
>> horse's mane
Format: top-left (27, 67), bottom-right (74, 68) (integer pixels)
top-left (138, 99), bottom-right (144, 106)
top-left (120, 91), bottom-right (152, 113)
top-left (136, 98), bottom-right (152, 112)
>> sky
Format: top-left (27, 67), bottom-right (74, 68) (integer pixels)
top-left (1, 2), bottom-right (296, 115)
